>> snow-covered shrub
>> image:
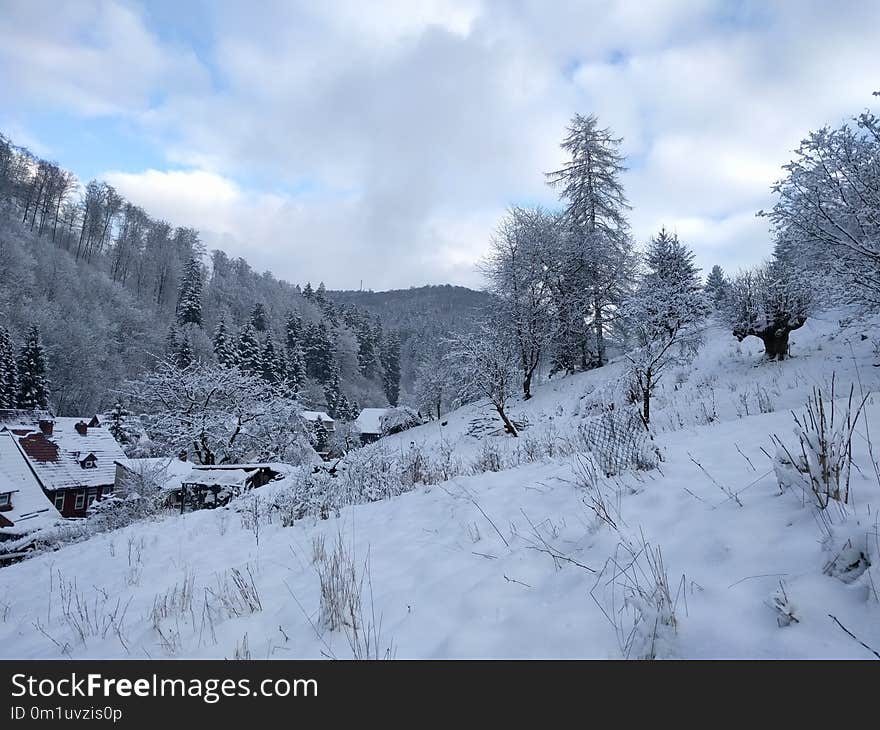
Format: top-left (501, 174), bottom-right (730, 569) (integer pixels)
top-left (591, 538), bottom-right (681, 659)
top-left (772, 381), bottom-right (867, 510)
top-left (472, 440), bottom-right (504, 474)
top-left (380, 406), bottom-right (424, 436)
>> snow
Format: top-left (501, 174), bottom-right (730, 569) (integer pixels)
top-left (0, 431), bottom-right (61, 536)
top-left (1, 310), bottom-right (880, 658)
top-left (301, 411), bottom-right (335, 429)
top-left (354, 407), bottom-right (390, 435)
top-left (115, 457), bottom-right (193, 494)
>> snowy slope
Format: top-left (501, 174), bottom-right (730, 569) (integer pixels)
top-left (1, 310), bottom-right (879, 659)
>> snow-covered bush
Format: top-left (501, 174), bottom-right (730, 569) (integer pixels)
top-left (380, 406), bottom-right (424, 436)
top-left (772, 380), bottom-right (868, 510)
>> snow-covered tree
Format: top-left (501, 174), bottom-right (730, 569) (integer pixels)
top-left (0, 325), bottom-right (18, 409)
top-left (323, 363), bottom-right (357, 421)
top-left (107, 401), bottom-right (137, 445)
top-left (621, 231), bottom-right (708, 425)
top-left (260, 331), bottom-right (285, 385)
top-left (236, 323), bottom-right (262, 376)
top-left (724, 257), bottom-right (812, 360)
top-left (704, 265), bottom-right (729, 308)
top-left (212, 318), bottom-right (236, 368)
top-left (763, 106), bottom-right (880, 306)
top-left (413, 347), bottom-right (459, 420)
top-left (304, 321), bottom-right (335, 384)
top-left (380, 406), bottom-right (424, 436)
top-left (175, 256), bottom-right (203, 327)
top-left (546, 113), bottom-right (635, 370)
top-left (123, 360), bottom-right (308, 465)
top-left (480, 206), bottom-right (557, 399)
top-left (250, 302), bottom-right (268, 332)
top-left (380, 330), bottom-right (401, 406)
top-left (16, 324), bottom-right (49, 409)
top-left (445, 321), bottom-right (521, 436)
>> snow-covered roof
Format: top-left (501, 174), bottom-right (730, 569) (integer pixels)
top-left (301, 410), bottom-right (334, 424)
top-left (0, 431), bottom-right (61, 535)
top-left (354, 407), bottom-right (391, 435)
top-left (183, 468), bottom-right (250, 487)
top-left (14, 418), bottom-right (126, 492)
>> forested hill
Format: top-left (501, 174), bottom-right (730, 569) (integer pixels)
top-left (328, 285), bottom-right (492, 393)
top-left (0, 131), bottom-right (485, 417)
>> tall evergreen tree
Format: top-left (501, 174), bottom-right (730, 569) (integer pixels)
top-left (546, 113), bottom-right (635, 369)
top-left (260, 332), bottom-right (285, 384)
top-left (237, 323), bottom-right (262, 375)
top-left (250, 303), bottom-right (268, 332)
top-left (304, 321), bottom-right (335, 384)
top-left (212, 318), bottom-right (236, 368)
top-left (323, 363), bottom-right (355, 421)
top-left (0, 326), bottom-right (18, 409)
top-left (16, 325), bottom-right (49, 409)
top-left (173, 335), bottom-right (193, 370)
top-left (175, 257), bottom-right (203, 327)
top-left (284, 312), bottom-right (306, 393)
top-left (380, 331), bottom-right (401, 406)
top-left (705, 265), bottom-right (729, 308)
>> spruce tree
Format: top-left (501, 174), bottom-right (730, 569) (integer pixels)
top-left (176, 257), bottom-right (203, 327)
top-left (174, 336), bottom-right (193, 369)
top-left (304, 321), bottom-right (334, 384)
top-left (705, 265), bottom-right (730, 308)
top-left (237, 323), bottom-right (262, 375)
top-left (284, 312), bottom-right (307, 392)
top-left (260, 332), bottom-right (285, 384)
top-left (0, 326), bottom-right (18, 409)
top-left (302, 282), bottom-right (314, 301)
top-left (17, 325), bottom-right (50, 410)
top-left (380, 331), bottom-right (401, 406)
top-left (213, 318), bottom-right (236, 368)
top-left (323, 363), bottom-right (354, 421)
top-left (107, 401), bottom-right (135, 444)
top-left (250, 303), bottom-right (268, 332)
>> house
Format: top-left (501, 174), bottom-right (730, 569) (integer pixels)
top-left (353, 407), bottom-right (391, 445)
top-left (0, 431), bottom-right (62, 540)
top-left (172, 463), bottom-right (287, 512)
top-left (0, 413), bottom-right (127, 518)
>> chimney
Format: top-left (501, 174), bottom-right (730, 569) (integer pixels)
top-left (74, 421), bottom-right (88, 436)
top-left (38, 419), bottom-right (54, 436)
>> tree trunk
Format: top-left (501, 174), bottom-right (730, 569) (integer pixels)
top-left (642, 370), bottom-right (652, 425)
top-left (495, 405), bottom-right (518, 437)
top-left (761, 329), bottom-right (791, 361)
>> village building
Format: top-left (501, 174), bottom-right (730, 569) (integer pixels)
top-left (0, 430), bottom-right (61, 540)
top-left (353, 407), bottom-right (392, 445)
top-left (0, 411), bottom-right (126, 519)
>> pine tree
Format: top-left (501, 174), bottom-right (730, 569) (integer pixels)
top-left (16, 325), bottom-right (50, 409)
top-left (174, 336), bottom-right (193, 369)
top-left (0, 326), bottom-right (18, 409)
top-left (107, 401), bottom-right (136, 444)
top-left (380, 330), bottom-right (401, 406)
top-left (312, 419), bottom-right (329, 454)
top-left (545, 113), bottom-right (635, 369)
top-left (302, 282), bottom-right (314, 301)
top-left (284, 312), bottom-right (307, 392)
top-left (260, 332), bottom-right (285, 384)
top-left (176, 257), bottom-right (203, 327)
top-left (323, 363), bottom-right (354, 421)
top-left (212, 318), bottom-right (236, 368)
top-left (356, 320), bottom-right (380, 378)
top-left (250, 303), bottom-right (268, 332)
top-left (705, 265), bottom-right (729, 308)
top-left (237, 323), bottom-right (262, 375)
top-left (304, 321), bottom-right (335, 384)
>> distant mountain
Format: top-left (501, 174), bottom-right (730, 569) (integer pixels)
top-left (329, 285), bottom-right (493, 393)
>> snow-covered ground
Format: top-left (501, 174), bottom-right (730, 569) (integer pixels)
top-left (2, 310), bottom-right (880, 659)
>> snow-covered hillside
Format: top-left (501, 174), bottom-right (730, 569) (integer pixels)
top-left (2, 311), bottom-right (880, 659)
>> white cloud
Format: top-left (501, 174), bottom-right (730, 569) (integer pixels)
top-left (5, 0), bottom-right (880, 288)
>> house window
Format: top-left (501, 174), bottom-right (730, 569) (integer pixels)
top-left (74, 491), bottom-right (85, 511)
top-left (81, 457), bottom-right (97, 469)
top-left (86, 489), bottom-right (98, 507)
top-left (0, 493), bottom-right (10, 508)
top-left (54, 492), bottom-right (65, 511)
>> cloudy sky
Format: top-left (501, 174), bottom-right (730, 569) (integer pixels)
top-left (2, 0), bottom-right (878, 290)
